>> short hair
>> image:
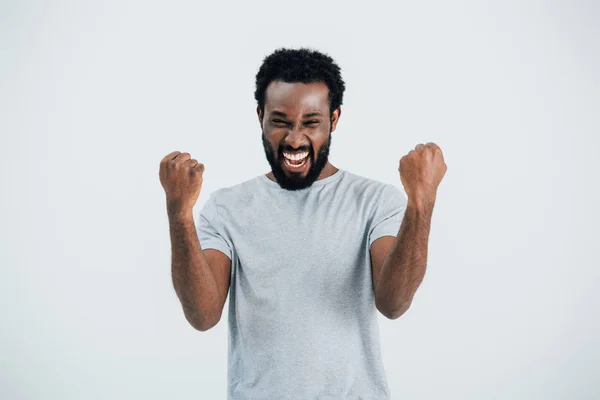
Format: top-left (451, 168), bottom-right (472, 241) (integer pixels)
top-left (254, 47), bottom-right (346, 118)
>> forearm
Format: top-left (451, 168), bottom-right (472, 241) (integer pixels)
top-left (168, 206), bottom-right (220, 330)
top-left (375, 198), bottom-right (433, 319)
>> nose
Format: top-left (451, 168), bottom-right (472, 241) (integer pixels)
top-left (284, 125), bottom-right (309, 150)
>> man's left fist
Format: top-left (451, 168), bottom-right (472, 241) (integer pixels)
top-left (399, 142), bottom-right (447, 207)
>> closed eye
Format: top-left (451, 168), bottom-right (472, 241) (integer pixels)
top-left (271, 119), bottom-right (320, 126)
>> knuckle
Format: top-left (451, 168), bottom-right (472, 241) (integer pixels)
top-left (163, 151), bottom-right (179, 162)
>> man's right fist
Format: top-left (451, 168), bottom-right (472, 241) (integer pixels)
top-left (159, 151), bottom-right (205, 213)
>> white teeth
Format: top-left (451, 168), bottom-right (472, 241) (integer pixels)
top-left (283, 151), bottom-right (308, 161)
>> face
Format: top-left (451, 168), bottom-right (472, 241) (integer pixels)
top-left (258, 80), bottom-right (341, 191)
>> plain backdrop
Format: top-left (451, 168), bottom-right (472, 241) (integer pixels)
top-left (1, 0), bottom-right (599, 399)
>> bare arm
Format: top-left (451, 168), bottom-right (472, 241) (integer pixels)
top-left (374, 198), bottom-right (432, 319)
top-left (159, 150), bottom-right (231, 332)
top-left (373, 141), bottom-right (446, 319)
top-left (168, 207), bottom-right (230, 331)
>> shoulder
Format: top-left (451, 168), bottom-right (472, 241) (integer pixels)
top-left (204, 175), bottom-right (264, 210)
top-left (342, 170), bottom-right (406, 202)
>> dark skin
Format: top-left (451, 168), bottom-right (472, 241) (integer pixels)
top-left (258, 80), bottom-right (340, 187)
top-left (373, 142), bottom-right (447, 319)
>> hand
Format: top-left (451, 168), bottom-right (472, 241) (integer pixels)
top-left (159, 151), bottom-right (205, 214)
top-left (398, 142), bottom-right (447, 208)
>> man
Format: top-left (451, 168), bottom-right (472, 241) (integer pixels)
top-left (159, 48), bottom-right (447, 399)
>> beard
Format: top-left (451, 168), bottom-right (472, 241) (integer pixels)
top-left (261, 128), bottom-right (332, 191)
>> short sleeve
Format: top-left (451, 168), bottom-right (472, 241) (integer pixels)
top-left (196, 193), bottom-right (233, 260)
top-left (368, 184), bottom-right (408, 249)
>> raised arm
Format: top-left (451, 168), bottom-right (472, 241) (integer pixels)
top-left (372, 142), bottom-right (447, 319)
top-left (160, 151), bottom-right (231, 331)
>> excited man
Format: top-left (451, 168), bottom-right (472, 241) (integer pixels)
top-left (159, 47), bottom-right (447, 399)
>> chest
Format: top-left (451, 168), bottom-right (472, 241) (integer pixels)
top-left (227, 202), bottom-right (371, 293)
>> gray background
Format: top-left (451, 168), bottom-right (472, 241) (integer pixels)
top-left (1, 0), bottom-right (599, 399)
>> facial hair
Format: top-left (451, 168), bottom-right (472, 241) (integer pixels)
top-left (261, 127), bottom-right (332, 191)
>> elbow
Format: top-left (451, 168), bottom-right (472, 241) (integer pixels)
top-left (189, 314), bottom-right (220, 332)
top-left (184, 307), bottom-right (221, 332)
top-left (195, 319), bottom-right (219, 332)
top-left (377, 300), bottom-right (412, 320)
top-left (388, 305), bottom-right (410, 320)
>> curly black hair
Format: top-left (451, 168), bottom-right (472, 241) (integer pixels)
top-left (254, 47), bottom-right (346, 119)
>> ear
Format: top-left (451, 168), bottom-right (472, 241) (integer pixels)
top-left (257, 106), bottom-right (263, 126)
top-left (330, 107), bottom-right (341, 132)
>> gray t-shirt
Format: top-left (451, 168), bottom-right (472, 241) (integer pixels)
top-left (197, 168), bottom-right (407, 400)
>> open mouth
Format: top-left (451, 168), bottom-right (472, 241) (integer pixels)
top-left (281, 151), bottom-right (310, 172)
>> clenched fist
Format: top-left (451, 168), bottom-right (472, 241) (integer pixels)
top-left (399, 142), bottom-right (447, 209)
top-left (159, 151), bottom-right (205, 214)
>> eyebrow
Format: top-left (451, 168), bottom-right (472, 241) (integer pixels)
top-left (270, 111), bottom-right (323, 118)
